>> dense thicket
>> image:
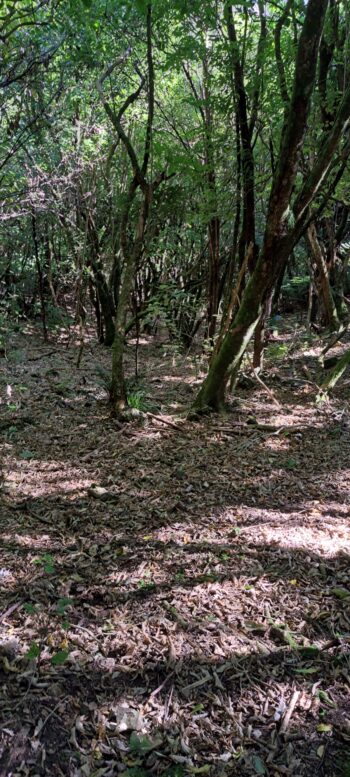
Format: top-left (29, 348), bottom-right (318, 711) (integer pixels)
top-left (1, 0), bottom-right (350, 414)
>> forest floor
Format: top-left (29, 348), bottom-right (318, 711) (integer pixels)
top-left (0, 317), bottom-right (350, 777)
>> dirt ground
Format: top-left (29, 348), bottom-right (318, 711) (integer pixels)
top-left (0, 319), bottom-right (350, 777)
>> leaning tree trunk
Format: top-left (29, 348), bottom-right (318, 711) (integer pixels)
top-left (190, 0), bottom-right (331, 414)
top-left (191, 243), bottom-right (283, 412)
top-left (306, 221), bottom-right (339, 330)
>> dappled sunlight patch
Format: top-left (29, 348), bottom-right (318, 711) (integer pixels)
top-left (1, 323), bottom-right (350, 775)
top-left (262, 436), bottom-right (291, 451)
top-left (244, 521), bottom-right (350, 557)
top-left (2, 532), bottom-right (55, 550)
top-left (159, 373), bottom-right (202, 385)
top-left (3, 456), bottom-right (93, 499)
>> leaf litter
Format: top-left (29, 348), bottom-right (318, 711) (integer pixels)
top-left (0, 321), bottom-right (350, 776)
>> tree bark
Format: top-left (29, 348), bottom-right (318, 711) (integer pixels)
top-left (306, 221), bottom-right (339, 330)
top-left (191, 0), bottom-right (330, 414)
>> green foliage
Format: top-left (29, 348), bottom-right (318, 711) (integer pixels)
top-left (281, 276), bottom-right (310, 310)
top-left (56, 597), bottom-right (74, 615)
top-left (23, 602), bottom-right (39, 614)
top-left (283, 457), bottom-right (297, 471)
top-left (340, 760), bottom-right (350, 777)
top-left (126, 378), bottom-right (159, 413)
top-left (266, 343), bottom-right (288, 360)
top-left (127, 390), bottom-right (153, 413)
top-left (129, 732), bottom-right (157, 755)
top-left (46, 303), bottom-right (74, 330)
top-left (33, 553), bottom-right (55, 574)
top-left (19, 449), bottom-right (35, 460)
top-left (51, 650), bottom-right (69, 665)
top-left (25, 642), bottom-right (40, 660)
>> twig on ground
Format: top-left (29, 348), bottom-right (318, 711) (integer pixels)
top-left (148, 672), bottom-right (174, 701)
top-left (280, 689), bottom-right (301, 735)
top-left (0, 601), bottom-right (22, 624)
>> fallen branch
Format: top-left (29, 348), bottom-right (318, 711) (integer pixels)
top-left (146, 412), bottom-right (182, 431)
top-left (253, 369), bottom-right (282, 408)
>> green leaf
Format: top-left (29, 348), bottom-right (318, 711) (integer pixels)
top-left (318, 691), bottom-right (336, 708)
top-left (33, 553), bottom-right (55, 574)
top-left (298, 645), bottom-right (321, 658)
top-left (332, 587), bottom-right (350, 600)
top-left (19, 449), bottom-right (34, 460)
top-left (23, 602), bottom-right (38, 614)
top-left (124, 769), bottom-right (150, 777)
top-left (316, 723), bottom-right (332, 733)
top-left (283, 628), bottom-right (298, 649)
top-left (252, 755), bottom-right (266, 775)
top-left (284, 457), bottom-right (297, 470)
top-left (26, 642), bottom-right (40, 659)
top-left (56, 597), bottom-right (74, 615)
top-left (51, 650), bottom-right (69, 665)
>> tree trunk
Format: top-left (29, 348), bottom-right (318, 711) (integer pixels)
top-left (253, 290), bottom-right (274, 371)
top-left (110, 188), bottom-right (151, 414)
top-left (191, 246), bottom-right (280, 412)
top-left (322, 347), bottom-right (350, 392)
top-left (32, 214), bottom-right (48, 342)
top-left (92, 269), bottom-right (115, 346)
top-left (306, 221), bottom-right (339, 330)
top-left (207, 215), bottom-right (220, 341)
top-left (190, 0), bottom-right (334, 414)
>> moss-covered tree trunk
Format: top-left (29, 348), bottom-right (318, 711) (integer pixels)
top-left (191, 238), bottom-right (289, 412)
top-left (322, 348), bottom-right (350, 392)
